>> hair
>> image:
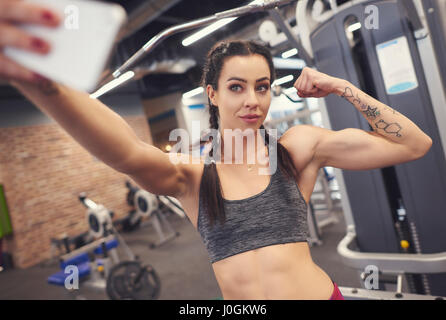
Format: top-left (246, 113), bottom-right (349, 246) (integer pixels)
top-left (199, 40), bottom-right (299, 226)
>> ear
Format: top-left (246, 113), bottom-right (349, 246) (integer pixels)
top-left (206, 84), bottom-right (218, 107)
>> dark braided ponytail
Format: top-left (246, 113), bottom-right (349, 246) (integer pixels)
top-left (199, 40), bottom-right (299, 226)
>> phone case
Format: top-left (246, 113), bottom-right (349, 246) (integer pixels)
top-left (4, 0), bottom-right (127, 92)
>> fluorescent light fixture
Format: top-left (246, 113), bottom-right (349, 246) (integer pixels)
top-left (347, 22), bottom-right (361, 33)
top-left (281, 48), bottom-right (298, 59)
top-left (273, 57), bottom-right (306, 70)
top-left (182, 0), bottom-right (261, 47)
top-left (272, 75), bottom-right (294, 87)
top-left (182, 18), bottom-right (237, 46)
top-left (182, 87), bottom-right (204, 99)
top-left (90, 71), bottom-right (135, 99)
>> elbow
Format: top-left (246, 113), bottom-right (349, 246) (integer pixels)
top-left (413, 136), bottom-right (433, 159)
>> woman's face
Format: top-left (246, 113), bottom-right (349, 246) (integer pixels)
top-left (207, 54), bottom-right (272, 132)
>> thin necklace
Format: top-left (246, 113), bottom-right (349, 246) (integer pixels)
top-left (247, 145), bottom-right (269, 172)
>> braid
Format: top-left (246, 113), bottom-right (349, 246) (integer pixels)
top-left (208, 103), bottom-right (220, 158)
top-left (260, 124), bottom-right (270, 145)
top-left (209, 104), bottom-right (219, 130)
top-left (201, 100), bottom-right (225, 226)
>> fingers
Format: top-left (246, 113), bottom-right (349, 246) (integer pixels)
top-left (295, 66), bottom-right (334, 98)
top-left (0, 1), bottom-right (60, 84)
top-left (295, 71), bottom-right (318, 97)
top-left (297, 88), bottom-right (329, 98)
top-left (0, 22), bottom-right (50, 54)
top-left (0, 0), bottom-right (60, 27)
top-left (0, 53), bottom-right (41, 84)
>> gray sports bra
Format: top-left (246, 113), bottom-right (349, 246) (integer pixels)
top-left (197, 140), bottom-right (309, 264)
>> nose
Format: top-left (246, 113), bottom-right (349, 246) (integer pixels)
top-left (244, 87), bottom-right (260, 109)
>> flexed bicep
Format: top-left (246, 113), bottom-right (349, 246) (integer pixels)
top-left (314, 127), bottom-right (424, 170)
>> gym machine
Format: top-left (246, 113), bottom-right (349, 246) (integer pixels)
top-left (47, 194), bottom-right (161, 300)
top-left (116, 181), bottom-right (184, 249)
top-left (286, 0), bottom-right (446, 297)
top-left (110, 0), bottom-right (297, 79)
top-left (97, 0), bottom-right (446, 299)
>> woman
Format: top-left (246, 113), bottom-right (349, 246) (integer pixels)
top-left (0, 2), bottom-right (432, 300)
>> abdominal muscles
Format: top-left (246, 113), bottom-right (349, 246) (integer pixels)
top-left (212, 242), bottom-right (334, 300)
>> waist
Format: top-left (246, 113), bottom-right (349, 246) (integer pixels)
top-left (212, 243), bottom-right (334, 299)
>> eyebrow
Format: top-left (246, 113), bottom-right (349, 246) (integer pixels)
top-left (226, 77), bottom-right (270, 83)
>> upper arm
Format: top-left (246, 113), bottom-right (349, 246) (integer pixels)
top-left (311, 126), bottom-right (426, 170)
top-left (278, 124), bottom-right (319, 172)
top-left (120, 141), bottom-right (189, 198)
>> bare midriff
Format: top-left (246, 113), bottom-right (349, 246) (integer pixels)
top-left (211, 242), bottom-right (334, 300)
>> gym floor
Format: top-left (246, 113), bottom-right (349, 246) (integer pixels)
top-left (0, 209), bottom-right (362, 300)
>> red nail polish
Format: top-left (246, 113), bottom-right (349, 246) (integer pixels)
top-left (31, 38), bottom-right (47, 50)
top-left (42, 11), bottom-right (55, 22)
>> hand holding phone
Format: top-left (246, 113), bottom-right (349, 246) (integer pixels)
top-left (2, 0), bottom-right (127, 92)
top-left (0, 0), bottom-right (61, 84)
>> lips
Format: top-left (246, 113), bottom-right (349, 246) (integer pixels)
top-left (240, 114), bottom-right (260, 124)
top-left (240, 114), bottom-right (260, 119)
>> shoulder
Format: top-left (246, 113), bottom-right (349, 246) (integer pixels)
top-left (278, 124), bottom-right (320, 152)
top-left (278, 124), bottom-right (323, 172)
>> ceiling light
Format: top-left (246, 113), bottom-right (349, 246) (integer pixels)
top-left (347, 22), bottom-right (361, 33)
top-left (90, 71), bottom-right (135, 99)
top-left (281, 48), bottom-right (298, 59)
top-left (182, 18), bottom-right (237, 46)
top-left (273, 57), bottom-right (306, 69)
top-left (182, 0), bottom-right (262, 47)
top-left (182, 87), bottom-right (204, 99)
top-left (272, 75), bottom-right (294, 87)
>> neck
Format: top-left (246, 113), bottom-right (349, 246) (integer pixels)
top-left (218, 128), bottom-right (268, 165)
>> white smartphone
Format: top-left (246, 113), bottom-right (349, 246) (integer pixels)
top-left (4, 0), bottom-right (127, 92)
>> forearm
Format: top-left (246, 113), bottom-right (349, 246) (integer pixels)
top-left (334, 80), bottom-right (432, 153)
top-left (11, 79), bottom-right (142, 172)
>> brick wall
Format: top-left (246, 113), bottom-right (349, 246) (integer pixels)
top-left (0, 116), bottom-right (153, 268)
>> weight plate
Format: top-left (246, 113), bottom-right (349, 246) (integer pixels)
top-left (106, 261), bottom-right (161, 300)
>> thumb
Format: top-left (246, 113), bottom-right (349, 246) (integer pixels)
top-left (309, 80), bottom-right (319, 93)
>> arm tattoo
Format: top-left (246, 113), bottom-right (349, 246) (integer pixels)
top-left (375, 120), bottom-right (403, 137)
top-left (37, 79), bottom-right (60, 96)
top-left (342, 87), bottom-right (374, 112)
top-left (341, 87), bottom-right (354, 99)
top-left (362, 106), bottom-right (381, 119)
top-left (341, 86), bottom-right (403, 137)
top-left (341, 87), bottom-right (403, 138)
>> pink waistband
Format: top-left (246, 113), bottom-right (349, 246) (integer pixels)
top-left (329, 282), bottom-right (345, 300)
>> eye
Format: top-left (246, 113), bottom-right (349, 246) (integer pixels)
top-left (229, 84), bottom-right (242, 92)
top-left (257, 84), bottom-right (270, 92)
